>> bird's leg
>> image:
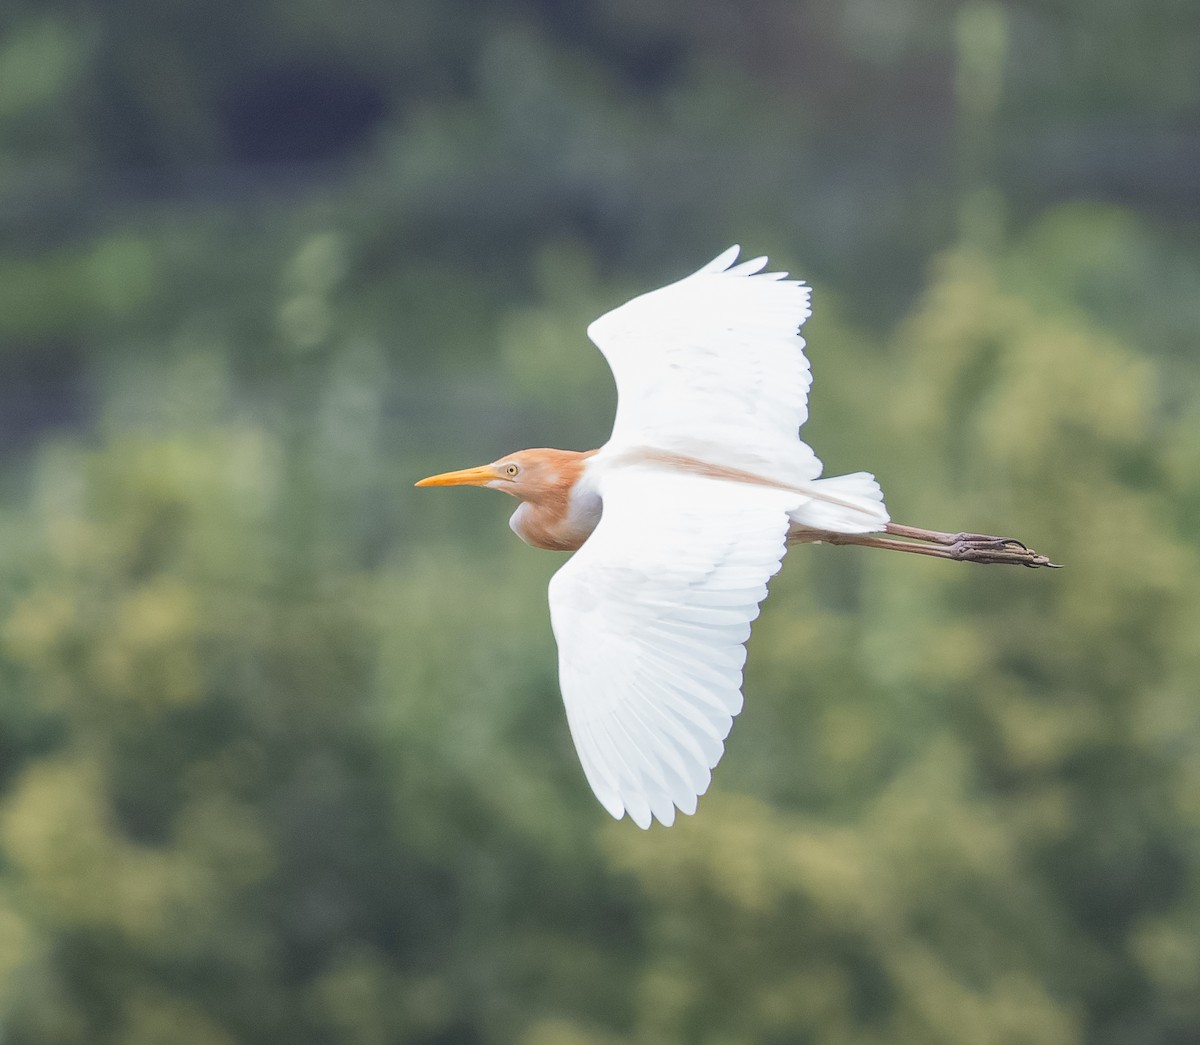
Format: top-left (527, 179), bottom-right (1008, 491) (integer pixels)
top-left (790, 523), bottom-right (1061, 568)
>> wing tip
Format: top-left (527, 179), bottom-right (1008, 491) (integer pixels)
top-left (701, 245), bottom-right (795, 282)
top-left (703, 245), bottom-right (741, 273)
top-left (625, 797), bottom-right (696, 829)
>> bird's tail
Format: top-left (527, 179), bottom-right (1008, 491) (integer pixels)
top-left (788, 472), bottom-right (889, 534)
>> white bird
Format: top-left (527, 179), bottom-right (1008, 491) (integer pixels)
top-left (418, 247), bottom-right (1057, 828)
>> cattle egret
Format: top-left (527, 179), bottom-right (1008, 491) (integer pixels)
top-left (417, 247), bottom-right (1058, 828)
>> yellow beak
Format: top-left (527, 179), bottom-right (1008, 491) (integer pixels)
top-left (414, 463), bottom-right (498, 488)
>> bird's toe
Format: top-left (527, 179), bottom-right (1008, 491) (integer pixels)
top-left (949, 536), bottom-right (1060, 568)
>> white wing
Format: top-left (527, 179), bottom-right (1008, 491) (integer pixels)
top-left (547, 464), bottom-right (797, 828)
top-left (587, 246), bottom-right (822, 483)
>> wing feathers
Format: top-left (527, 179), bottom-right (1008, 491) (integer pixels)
top-left (588, 247), bottom-right (823, 484)
top-left (701, 244), bottom-right (742, 272)
top-left (727, 255), bottom-right (769, 276)
top-left (548, 467), bottom-right (795, 827)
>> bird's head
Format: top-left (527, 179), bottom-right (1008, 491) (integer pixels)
top-left (417, 448), bottom-right (600, 552)
top-left (415, 448), bottom-right (581, 504)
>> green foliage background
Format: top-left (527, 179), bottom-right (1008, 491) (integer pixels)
top-left (1, 1), bottom-right (1198, 1042)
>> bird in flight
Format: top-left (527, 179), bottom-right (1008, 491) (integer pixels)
top-left (417, 247), bottom-right (1058, 828)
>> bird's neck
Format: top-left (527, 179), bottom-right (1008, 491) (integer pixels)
top-left (509, 449), bottom-right (602, 552)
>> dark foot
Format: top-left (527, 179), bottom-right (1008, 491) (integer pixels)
top-left (949, 536), bottom-right (1062, 568)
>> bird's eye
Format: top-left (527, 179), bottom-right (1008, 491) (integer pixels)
top-left (505, 463), bottom-right (520, 477)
